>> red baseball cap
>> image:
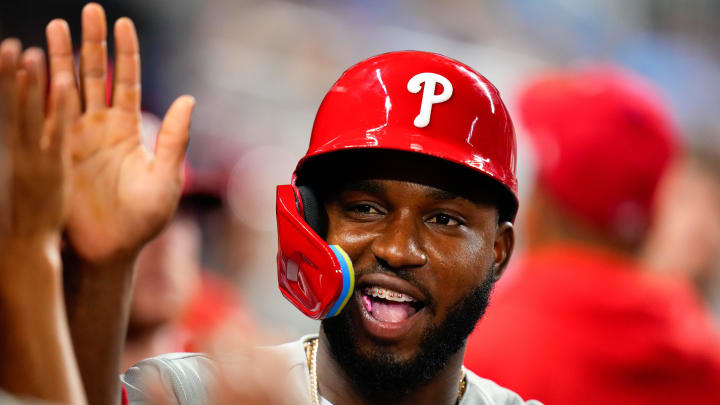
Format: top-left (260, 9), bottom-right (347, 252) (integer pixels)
top-left (518, 66), bottom-right (679, 241)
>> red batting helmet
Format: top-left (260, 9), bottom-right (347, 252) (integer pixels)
top-left (276, 51), bottom-right (518, 319)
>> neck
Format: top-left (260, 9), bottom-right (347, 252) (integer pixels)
top-left (316, 329), bottom-right (465, 405)
top-left (525, 187), bottom-right (640, 257)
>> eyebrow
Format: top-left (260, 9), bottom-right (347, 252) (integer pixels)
top-left (427, 189), bottom-right (462, 201)
top-left (338, 180), bottom-right (463, 201)
top-left (336, 179), bottom-right (386, 195)
top-left (428, 188), bottom-right (496, 211)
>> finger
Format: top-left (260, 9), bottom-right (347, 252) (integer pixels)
top-left (20, 48), bottom-right (47, 147)
top-left (111, 17), bottom-right (140, 113)
top-left (45, 71), bottom-right (74, 154)
top-left (80, 3), bottom-right (108, 112)
top-left (0, 39), bottom-right (22, 139)
top-left (15, 69), bottom-right (30, 144)
top-left (0, 38), bottom-right (21, 70)
top-left (22, 48), bottom-right (47, 111)
top-left (46, 19), bottom-right (81, 118)
top-left (34, 49), bottom-right (47, 109)
top-left (154, 95), bottom-right (195, 173)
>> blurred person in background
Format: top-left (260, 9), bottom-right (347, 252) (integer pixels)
top-left (641, 147), bottom-right (720, 311)
top-left (464, 67), bottom-right (720, 404)
top-left (123, 164), bottom-right (252, 371)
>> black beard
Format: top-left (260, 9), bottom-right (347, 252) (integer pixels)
top-left (321, 268), bottom-right (495, 402)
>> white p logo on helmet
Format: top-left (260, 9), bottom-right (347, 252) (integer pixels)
top-left (407, 72), bottom-right (453, 128)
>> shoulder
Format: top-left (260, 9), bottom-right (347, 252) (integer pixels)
top-left (260, 333), bottom-right (313, 359)
top-left (120, 335), bottom-right (315, 405)
top-left (121, 352), bottom-right (215, 405)
top-left (462, 368), bottom-right (543, 405)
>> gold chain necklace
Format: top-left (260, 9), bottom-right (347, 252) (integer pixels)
top-left (305, 337), bottom-right (467, 405)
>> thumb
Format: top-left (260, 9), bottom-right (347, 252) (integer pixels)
top-left (154, 95), bottom-right (195, 176)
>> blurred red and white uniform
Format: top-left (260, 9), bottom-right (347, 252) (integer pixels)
top-left (465, 67), bottom-right (720, 405)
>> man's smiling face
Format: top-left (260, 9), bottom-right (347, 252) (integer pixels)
top-left (307, 150), bottom-right (514, 397)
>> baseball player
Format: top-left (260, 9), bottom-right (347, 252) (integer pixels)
top-left (5, 3), bottom-right (540, 405)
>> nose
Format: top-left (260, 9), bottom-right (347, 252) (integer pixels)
top-left (370, 210), bottom-right (428, 270)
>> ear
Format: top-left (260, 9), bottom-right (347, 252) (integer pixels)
top-left (491, 221), bottom-right (515, 281)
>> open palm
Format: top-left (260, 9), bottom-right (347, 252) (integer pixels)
top-left (46, 4), bottom-right (195, 264)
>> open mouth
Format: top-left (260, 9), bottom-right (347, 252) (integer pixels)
top-left (361, 286), bottom-right (426, 323)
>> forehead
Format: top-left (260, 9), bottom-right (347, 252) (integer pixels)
top-left (332, 178), bottom-right (468, 204)
top-left (299, 150), bottom-right (502, 207)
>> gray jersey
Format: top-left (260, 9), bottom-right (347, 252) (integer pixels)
top-left (121, 334), bottom-right (541, 405)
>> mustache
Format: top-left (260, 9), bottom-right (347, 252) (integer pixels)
top-left (352, 262), bottom-right (435, 312)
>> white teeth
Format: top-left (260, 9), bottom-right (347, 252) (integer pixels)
top-left (364, 287), bottom-right (416, 303)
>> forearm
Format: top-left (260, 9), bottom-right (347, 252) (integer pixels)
top-left (0, 236), bottom-right (86, 405)
top-left (63, 249), bottom-right (137, 405)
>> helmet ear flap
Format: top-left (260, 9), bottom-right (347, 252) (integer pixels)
top-left (276, 184), bottom-right (354, 319)
top-left (296, 185), bottom-right (328, 238)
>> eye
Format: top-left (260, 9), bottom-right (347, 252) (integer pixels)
top-left (348, 204), bottom-right (382, 215)
top-left (427, 213), bottom-right (462, 226)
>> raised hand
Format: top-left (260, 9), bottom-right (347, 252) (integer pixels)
top-left (0, 39), bottom-right (72, 244)
top-left (0, 38), bottom-right (86, 405)
top-left (44, 5), bottom-right (195, 404)
top-left (46, 3), bottom-right (195, 265)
